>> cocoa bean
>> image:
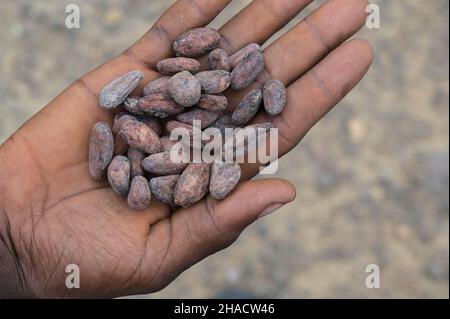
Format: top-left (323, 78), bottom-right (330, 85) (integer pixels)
top-left (113, 113), bottom-right (136, 134)
top-left (156, 57), bottom-right (201, 75)
top-left (149, 175), bottom-right (180, 206)
top-left (176, 107), bottom-right (220, 128)
top-left (169, 71), bottom-right (201, 107)
top-left (160, 136), bottom-right (179, 151)
top-left (142, 151), bottom-right (188, 175)
top-left (100, 70), bottom-right (144, 109)
top-left (143, 76), bottom-right (170, 96)
top-left (124, 96), bottom-right (143, 114)
top-left (134, 115), bottom-right (162, 136)
top-left (210, 162), bottom-right (241, 200)
top-left (88, 122), bottom-right (114, 181)
top-left (173, 28), bottom-right (220, 58)
top-left (229, 43), bottom-right (260, 68)
top-left (197, 94), bottom-right (228, 112)
top-left (208, 48), bottom-right (231, 71)
top-left (210, 114), bottom-right (235, 135)
top-left (231, 89), bottom-right (262, 125)
top-left (127, 147), bottom-right (145, 178)
top-left (263, 79), bottom-right (287, 115)
top-left (174, 163), bottom-right (211, 207)
top-left (195, 70), bottom-right (231, 94)
top-left (231, 50), bottom-right (265, 90)
top-left (138, 93), bottom-right (184, 118)
top-left (118, 119), bottom-right (163, 154)
top-left (127, 176), bottom-right (151, 210)
top-left (107, 155), bottom-right (131, 197)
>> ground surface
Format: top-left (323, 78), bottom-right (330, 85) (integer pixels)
top-left (0, 0), bottom-right (448, 298)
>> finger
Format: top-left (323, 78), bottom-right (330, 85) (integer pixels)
top-left (217, 0), bottom-right (312, 54)
top-left (226, 0), bottom-right (369, 108)
top-left (130, 0), bottom-right (232, 66)
top-left (240, 39), bottom-right (374, 179)
top-left (146, 178), bottom-right (296, 289)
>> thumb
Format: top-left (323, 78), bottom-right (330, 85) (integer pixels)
top-left (150, 178), bottom-right (295, 290)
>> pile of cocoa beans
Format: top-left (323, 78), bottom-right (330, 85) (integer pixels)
top-left (88, 27), bottom-right (286, 210)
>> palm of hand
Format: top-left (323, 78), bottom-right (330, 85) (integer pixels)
top-left (0, 0), bottom-right (372, 298)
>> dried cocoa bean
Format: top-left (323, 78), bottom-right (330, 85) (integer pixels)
top-left (107, 155), bottom-right (131, 196)
top-left (169, 71), bottom-right (202, 107)
top-left (263, 79), bottom-right (287, 115)
top-left (119, 119), bottom-right (163, 154)
top-left (149, 175), bottom-right (180, 206)
top-left (138, 93), bottom-right (184, 118)
top-left (231, 89), bottom-right (262, 125)
top-left (176, 107), bottom-right (220, 128)
top-left (166, 120), bottom-right (194, 136)
top-left (124, 97), bottom-right (143, 114)
top-left (195, 70), bottom-right (231, 94)
top-left (113, 113), bottom-right (136, 134)
top-left (156, 57), bottom-right (201, 75)
top-left (100, 70), bottom-right (144, 109)
top-left (143, 76), bottom-right (170, 96)
top-left (174, 163), bottom-right (211, 207)
top-left (197, 94), bottom-right (228, 112)
top-left (173, 28), bottom-right (221, 58)
top-left (89, 122), bottom-right (114, 181)
top-left (134, 115), bottom-right (162, 136)
top-left (229, 43), bottom-right (260, 68)
top-left (231, 50), bottom-right (265, 90)
top-left (142, 150), bottom-right (188, 175)
top-left (210, 114), bottom-right (235, 135)
top-left (210, 162), bottom-right (241, 200)
top-left (127, 176), bottom-right (152, 210)
top-left (208, 48), bottom-right (231, 71)
top-left (160, 136), bottom-right (179, 151)
top-left (127, 147), bottom-right (145, 178)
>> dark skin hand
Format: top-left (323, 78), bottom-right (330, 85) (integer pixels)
top-left (0, 0), bottom-right (373, 298)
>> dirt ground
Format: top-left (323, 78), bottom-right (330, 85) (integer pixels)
top-left (0, 0), bottom-right (448, 298)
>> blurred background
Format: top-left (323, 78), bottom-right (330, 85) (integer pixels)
top-left (0, 0), bottom-right (448, 298)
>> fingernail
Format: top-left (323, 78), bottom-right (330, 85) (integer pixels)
top-left (258, 203), bottom-right (284, 219)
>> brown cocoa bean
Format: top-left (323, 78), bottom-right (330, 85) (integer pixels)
top-left (210, 162), bottom-right (241, 200)
top-left (156, 58), bottom-right (201, 75)
top-left (124, 97), bottom-right (143, 114)
top-left (127, 147), bottom-right (145, 178)
top-left (173, 28), bottom-right (220, 58)
top-left (113, 113), bottom-right (136, 134)
top-left (149, 175), bottom-right (180, 206)
top-left (210, 114), bottom-right (235, 135)
top-left (174, 163), bottom-right (211, 207)
top-left (231, 50), bottom-right (265, 90)
top-left (142, 150), bottom-right (188, 175)
top-left (107, 155), bottom-right (131, 196)
top-left (176, 107), bottom-right (220, 129)
top-left (166, 120), bottom-right (194, 136)
top-left (143, 76), bottom-right (170, 96)
top-left (229, 43), bottom-right (260, 68)
top-left (169, 71), bottom-right (201, 107)
top-left (208, 48), bottom-right (231, 71)
top-left (89, 122), bottom-right (114, 181)
top-left (263, 79), bottom-right (287, 115)
top-left (231, 89), bottom-right (262, 125)
top-left (138, 93), bottom-right (184, 118)
top-left (127, 176), bottom-right (151, 210)
top-left (119, 119), bottom-right (163, 154)
top-left (197, 94), bottom-right (228, 112)
top-left (195, 70), bottom-right (231, 94)
top-left (134, 115), bottom-right (162, 136)
top-left (160, 136), bottom-right (179, 151)
top-left (100, 70), bottom-right (144, 109)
